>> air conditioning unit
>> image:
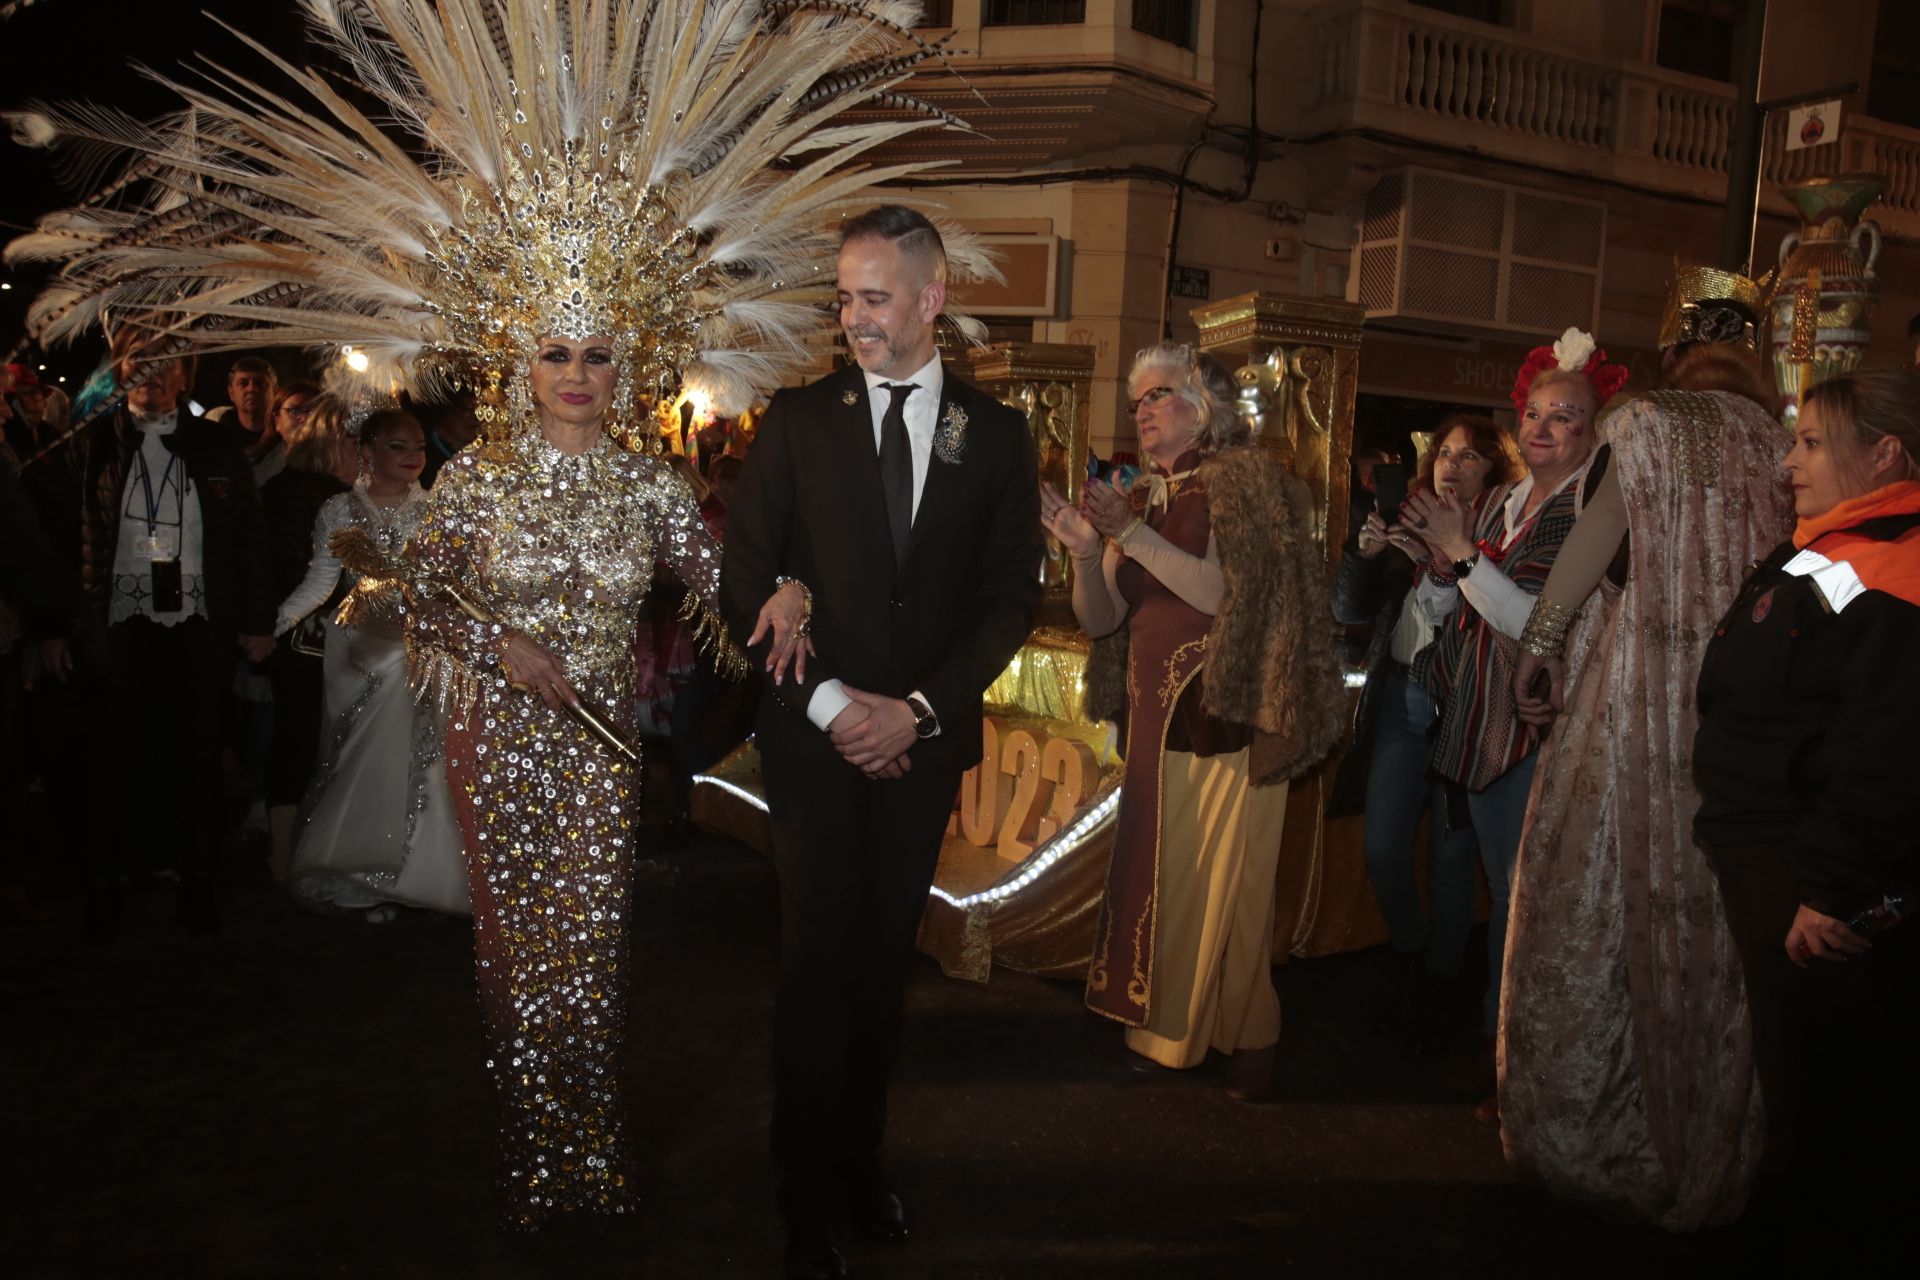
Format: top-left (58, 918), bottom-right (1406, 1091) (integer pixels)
top-left (1354, 167), bottom-right (1606, 338)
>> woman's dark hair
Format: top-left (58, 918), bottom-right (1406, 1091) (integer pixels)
top-left (1414, 412), bottom-right (1523, 494)
top-left (358, 407), bottom-right (423, 447)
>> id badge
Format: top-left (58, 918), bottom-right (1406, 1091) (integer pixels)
top-left (136, 533), bottom-right (170, 561)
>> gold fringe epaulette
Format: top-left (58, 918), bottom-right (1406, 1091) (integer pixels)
top-left (677, 592), bottom-right (749, 682)
top-left (405, 628), bottom-right (481, 720)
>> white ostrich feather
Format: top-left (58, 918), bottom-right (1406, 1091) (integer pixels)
top-left (11, 0), bottom-right (976, 408)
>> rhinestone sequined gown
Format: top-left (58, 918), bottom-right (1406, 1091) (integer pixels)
top-left (406, 431), bottom-right (724, 1228)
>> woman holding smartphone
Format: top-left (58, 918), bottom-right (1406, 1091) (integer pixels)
top-left (1337, 414), bottom-right (1520, 1056)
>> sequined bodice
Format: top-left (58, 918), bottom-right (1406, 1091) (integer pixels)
top-left (409, 432), bottom-right (720, 698)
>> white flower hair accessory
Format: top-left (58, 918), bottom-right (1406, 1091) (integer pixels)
top-left (1552, 327), bottom-right (1598, 372)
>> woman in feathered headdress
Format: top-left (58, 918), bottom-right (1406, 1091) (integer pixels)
top-left (9, 0), bottom-right (992, 1229)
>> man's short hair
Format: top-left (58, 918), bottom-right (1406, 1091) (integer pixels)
top-left (839, 204), bottom-right (946, 282)
top-left (229, 355), bottom-right (276, 380)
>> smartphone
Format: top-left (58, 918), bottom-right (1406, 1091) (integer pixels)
top-left (1372, 462), bottom-right (1409, 519)
top-left (150, 558), bottom-right (184, 613)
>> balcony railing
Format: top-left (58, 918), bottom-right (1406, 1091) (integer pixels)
top-left (1310, 0), bottom-right (1920, 239)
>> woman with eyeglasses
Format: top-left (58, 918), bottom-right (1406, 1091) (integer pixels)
top-left (267, 380), bottom-right (321, 449)
top-left (1040, 344), bottom-right (1342, 1099)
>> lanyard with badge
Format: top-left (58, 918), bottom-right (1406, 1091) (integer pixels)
top-left (134, 442), bottom-right (187, 612)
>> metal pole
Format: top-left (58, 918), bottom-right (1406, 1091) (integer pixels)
top-left (1719, 0), bottom-right (1771, 273)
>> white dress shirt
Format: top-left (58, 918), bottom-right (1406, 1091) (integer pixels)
top-left (805, 352), bottom-right (946, 734)
top-left (109, 411), bottom-right (208, 626)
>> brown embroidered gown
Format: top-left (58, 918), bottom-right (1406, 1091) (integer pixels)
top-left (407, 431), bottom-right (728, 1228)
top-left (1080, 452), bottom-right (1289, 1066)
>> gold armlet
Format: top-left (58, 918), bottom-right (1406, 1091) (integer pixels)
top-left (1519, 599), bottom-right (1579, 659)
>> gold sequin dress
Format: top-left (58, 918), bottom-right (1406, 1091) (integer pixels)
top-left (406, 429), bottom-right (727, 1228)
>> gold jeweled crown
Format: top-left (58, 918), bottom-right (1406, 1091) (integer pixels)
top-left (1658, 262), bottom-right (1771, 351)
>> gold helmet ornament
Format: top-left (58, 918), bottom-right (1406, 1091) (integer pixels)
top-left (1658, 261), bottom-right (1773, 352)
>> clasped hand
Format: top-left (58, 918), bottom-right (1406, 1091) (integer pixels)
top-left (829, 689), bottom-right (918, 780)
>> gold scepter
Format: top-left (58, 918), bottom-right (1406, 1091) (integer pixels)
top-left (329, 527), bottom-right (640, 765)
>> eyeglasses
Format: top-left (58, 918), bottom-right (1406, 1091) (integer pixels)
top-left (1128, 386), bottom-right (1176, 414)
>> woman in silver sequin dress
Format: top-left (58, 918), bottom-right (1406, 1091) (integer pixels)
top-left (8, 0), bottom-right (986, 1235)
top-left (276, 409), bottom-right (469, 920)
top-left (407, 335), bottom-right (773, 1227)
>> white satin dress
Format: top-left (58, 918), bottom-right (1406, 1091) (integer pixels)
top-left (276, 482), bottom-right (470, 915)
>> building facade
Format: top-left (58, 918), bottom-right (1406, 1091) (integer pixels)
top-left (860, 0), bottom-right (1920, 453)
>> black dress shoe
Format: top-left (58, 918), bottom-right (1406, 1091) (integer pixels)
top-left (846, 1182), bottom-right (909, 1243)
top-left (784, 1224), bottom-right (848, 1280)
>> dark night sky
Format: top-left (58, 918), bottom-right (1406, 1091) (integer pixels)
top-left (1, 2), bottom-right (333, 384)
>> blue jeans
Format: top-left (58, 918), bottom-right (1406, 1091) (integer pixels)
top-left (1362, 671), bottom-right (1480, 979)
top-left (1466, 749), bottom-right (1539, 1036)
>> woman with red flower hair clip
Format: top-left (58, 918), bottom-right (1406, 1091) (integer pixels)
top-left (1397, 327), bottom-right (1619, 1118)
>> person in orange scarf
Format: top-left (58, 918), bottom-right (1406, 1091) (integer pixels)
top-left (1693, 369), bottom-right (1920, 1260)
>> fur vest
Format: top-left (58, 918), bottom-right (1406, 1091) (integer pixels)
top-left (1083, 445), bottom-right (1345, 785)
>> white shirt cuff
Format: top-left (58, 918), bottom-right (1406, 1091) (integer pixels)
top-left (805, 679), bottom-right (852, 731)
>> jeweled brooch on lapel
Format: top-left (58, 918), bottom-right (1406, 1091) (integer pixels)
top-left (842, 390), bottom-right (859, 406)
top-left (934, 402), bottom-right (968, 464)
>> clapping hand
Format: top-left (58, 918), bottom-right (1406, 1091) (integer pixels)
top-left (1081, 474), bottom-right (1134, 538)
top-left (1358, 511), bottom-right (1424, 563)
top-left (1403, 487), bottom-right (1476, 564)
top-left (748, 580), bottom-right (815, 686)
top-left (830, 686), bottom-right (917, 779)
top-left (1039, 482), bottom-right (1102, 558)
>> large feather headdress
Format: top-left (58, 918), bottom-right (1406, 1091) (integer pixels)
top-left (7, 0), bottom-right (994, 427)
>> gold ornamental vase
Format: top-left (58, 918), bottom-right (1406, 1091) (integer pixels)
top-left (1771, 173), bottom-right (1885, 422)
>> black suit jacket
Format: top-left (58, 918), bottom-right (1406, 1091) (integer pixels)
top-left (721, 362), bottom-right (1042, 775)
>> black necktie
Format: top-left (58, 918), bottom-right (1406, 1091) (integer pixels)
top-left (878, 381), bottom-right (917, 564)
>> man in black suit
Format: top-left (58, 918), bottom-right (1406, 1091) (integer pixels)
top-left (721, 206), bottom-right (1042, 1279)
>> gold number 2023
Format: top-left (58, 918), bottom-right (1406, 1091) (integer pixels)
top-left (950, 715), bottom-right (1096, 861)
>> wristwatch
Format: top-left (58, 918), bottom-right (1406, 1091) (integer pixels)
top-left (1451, 551), bottom-right (1481, 578)
top-left (905, 693), bottom-right (940, 739)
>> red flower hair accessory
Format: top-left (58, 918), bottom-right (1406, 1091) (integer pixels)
top-left (1511, 326), bottom-right (1630, 411)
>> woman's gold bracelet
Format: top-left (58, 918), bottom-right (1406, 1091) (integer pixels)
top-left (773, 575), bottom-right (813, 637)
top-left (1519, 599), bottom-right (1579, 659)
top-left (1109, 516), bottom-right (1144, 548)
